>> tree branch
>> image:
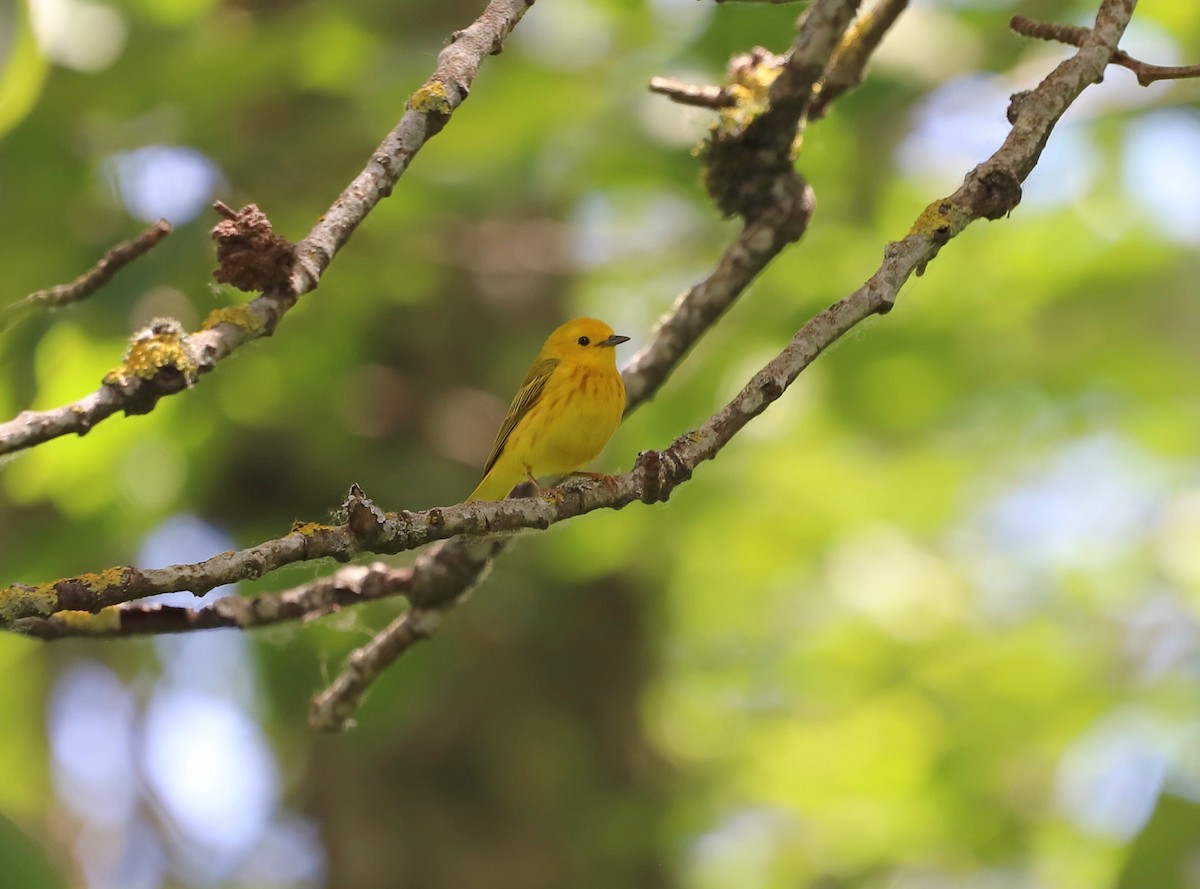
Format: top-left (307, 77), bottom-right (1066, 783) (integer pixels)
top-left (0, 0), bottom-right (535, 458)
top-left (11, 560), bottom-right (421, 639)
top-left (1011, 13), bottom-right (1200, 86)
top-left (647, 77), bottom-right (735, 109)
top-left (809, 0), bottom-right (909, 119)
top-left (0, 219), bottom-right (172, 333)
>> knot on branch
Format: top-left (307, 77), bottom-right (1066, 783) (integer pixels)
top-left (211, 201), bottom-right (295, 293)
top-left (635, 448), bottom-right (691, 505)
top-left (965, 165), bottom-right (1023, 221)
top-left (1006, 89), bottom-right (1033, 125)
top-left (341, 484), bottom-right (390, 546)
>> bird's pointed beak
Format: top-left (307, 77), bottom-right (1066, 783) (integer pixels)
top-left (598, 334), bottom-right (630, 348)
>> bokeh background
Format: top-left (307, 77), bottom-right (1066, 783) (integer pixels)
top-left (2, 0), bottom-right (1200, 886)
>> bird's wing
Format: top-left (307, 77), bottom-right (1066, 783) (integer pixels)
top-left (481, 356), bottom-right (560, 477)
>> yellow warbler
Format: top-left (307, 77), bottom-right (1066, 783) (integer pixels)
top-left (469, 317), bottom-right (630, 501)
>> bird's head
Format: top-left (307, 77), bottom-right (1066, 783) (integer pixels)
top-left (540, 317), bottom-right (630, 366)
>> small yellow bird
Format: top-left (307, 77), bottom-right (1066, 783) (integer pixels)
top-left (469, 317), bottom-right (630, 501)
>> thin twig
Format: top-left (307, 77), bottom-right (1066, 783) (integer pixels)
top-left (1011, 13), bottom-right (1200, 86)
top-left (0, 220), bottom-right (172, 332)
top-left (648, 76), bottom-right (736, 109)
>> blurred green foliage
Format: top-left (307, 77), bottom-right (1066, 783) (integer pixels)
top-left (2, 0), bottom-right (1200, 887)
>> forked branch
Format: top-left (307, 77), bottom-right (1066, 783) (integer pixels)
top-left (1011, 13), bottom-right (1200, 86)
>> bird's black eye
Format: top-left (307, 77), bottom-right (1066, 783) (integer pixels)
top-left (577, 335), bottom-right (590, 346)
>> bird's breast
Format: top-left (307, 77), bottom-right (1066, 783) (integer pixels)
top-left (526, 365), bottom-right (624, 475)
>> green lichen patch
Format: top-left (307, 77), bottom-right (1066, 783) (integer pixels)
top-left (0, 581), bottom-right (58, 622)
top-left (57, 606), bottom-right (122, 633)
top-left (908, 199), bottom-right (970, 239)
top-left (707, 51), bottom-right (784, 143)
top-left (201, 304), bottom-right (267, 335)
top-left (411, 79), bottom-right (452, 114)
top-left (79, 566), bottom-right (132, 592)
top-left (290, 520), bottom-right (336, 536)
top-left (103, 318), bottom-right (200, 388)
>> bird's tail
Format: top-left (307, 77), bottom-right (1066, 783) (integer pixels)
top-left (468, 469), bottom-right (517, 502)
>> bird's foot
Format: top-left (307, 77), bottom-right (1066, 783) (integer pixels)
top-left (519, 468), bottom-right (562, 503)
top-left (566, 471), bottom-right (619, 494)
